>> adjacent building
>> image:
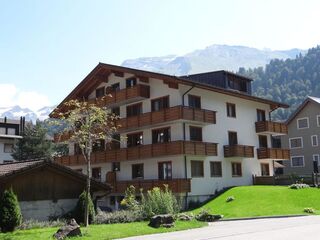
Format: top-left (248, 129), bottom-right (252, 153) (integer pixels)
top-left (52, 63), bottom-right (289, 208)
top-left (281, 96), bottom-right (320, 175)
top-left (0, 117), bottom-right (25, 164)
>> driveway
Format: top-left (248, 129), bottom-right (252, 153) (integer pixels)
top-left (119, 216), bottom-right (320, 240)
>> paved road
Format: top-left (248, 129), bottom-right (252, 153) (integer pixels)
top-left (119, 216), bottom-right (320, 240)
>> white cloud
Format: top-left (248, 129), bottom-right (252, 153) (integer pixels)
top-left (0, 84), bottom-right (50, 111)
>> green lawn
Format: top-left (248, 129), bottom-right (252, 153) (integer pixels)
top-left (0, 220), bottom-right (206, 240)
top-left (191, 185), bottom-right (320, 219)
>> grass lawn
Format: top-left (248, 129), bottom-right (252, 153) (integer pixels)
top-left (191, 185), bottom-right (320, 219)
top-left (0, 220), bottom-right (206, 240)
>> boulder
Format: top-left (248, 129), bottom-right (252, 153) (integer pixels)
top-left (53, 219), bottom-right (81, 240)
top-left (149, 214), bottom-right (175, 228)
top-left (177, 213), bottom-right (193, 221)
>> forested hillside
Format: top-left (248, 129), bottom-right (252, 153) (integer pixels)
top-left (239, 46), bottom-right (320, 120)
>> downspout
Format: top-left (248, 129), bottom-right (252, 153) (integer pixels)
top-left (182, 84), bottom-right (195, 209)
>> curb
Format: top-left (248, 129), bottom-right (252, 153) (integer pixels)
top-left (218, 214), bottom-right (309, 222)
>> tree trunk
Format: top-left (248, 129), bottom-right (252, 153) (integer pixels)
top-left (84, 151), bottom-right (91, 227)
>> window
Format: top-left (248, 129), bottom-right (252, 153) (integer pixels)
top-left (317, 115), bottom-right (320, 127)
top-left (151, 96), bottom-right (169, 112)
top-left (111, 83), bottom-right (120, 91)
top-left (112, 162), bottom-right (120, 172)
top-left (189, 126), bottom-right (202, 141)
top-left (191, 161), bottom-right (204, 177)
top-left (297, 117), bottom-right (309, 129)
top-left (188, 95), bottom-right (201, 109)
top-left (4, 144), bottom-right (13, 153)
top-left (258, 135), bottom-right (268, 148)
top-left (92, 139), bottom-right (105, 152)
top-left (231, 162), bottom-right (242, 177)
top-left (257, 109), bottom-right (266, 121)
top-left (0, 127), bottom-right (5, 134)
top-left (111, 133), bottom-right (120, 149)
top-left (126, 77), bottom-right (137, 88)
top-left (291, 156), bottom-right (304, 167)
top-left (152, 127), bottom-right (171, 143)
top-left (126, 103), bottom-right (142, 117)
top-left (158, 161), bottom-right (172, 180)
top-left (311, 135), bottom-right (318, 147)
top-left (228, 131), bottom-right (238, 145)
top-left (289, 137), bottom-right (303, 149)
top-left (96, 87), bottom-right (105, 98)
top-left (127, 132), bottom-right (143, 147)
top-left (112, 107), bottom-right (120, 116)
top-left (132, 164), bottom-right (144, 179)
top-left (92, 167), bottom-right (101, 181)
top-left (313, 154), bottom-right (320, 166)
top-left (210, 162), bottom-right (222, 177)
top-left (226, 103), bottom-right (236, 118)
top-left (261, 163), bottom-right (270, 176)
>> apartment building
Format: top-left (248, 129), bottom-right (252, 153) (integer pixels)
top-left (0, 117), bottom-right (25, 163)
top-left (281, 96), bottom-right (320, 175)
top-left (53, 63), bottom-right (289, 208)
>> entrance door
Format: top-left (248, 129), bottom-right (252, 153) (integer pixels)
top-left (261, 163), bottom-right (270, 176)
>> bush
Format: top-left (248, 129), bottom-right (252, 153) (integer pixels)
top-left (73, 191), bottom-right (95, 224)
top-left (288, 183), bottom-right (310, 189)
top-left (226, 196), bottom-right (235, 202)
top-left (0, 189), bottom-right (22, 232)
top-left (140, 185), bottom-right (181, 219)
top-left (304, 207), bottom-right (315, 214)
top-left (94, 209), bottom-right (143, 224)
top-left (120, 185), bottom-right (139, 211)
top-left (18, 219), bottom-right (66, 230)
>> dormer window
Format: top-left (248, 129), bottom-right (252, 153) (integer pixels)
top-left (126, 78), bottom-right (137, 88)
top-left (96, 87), bottom-right (105, 98)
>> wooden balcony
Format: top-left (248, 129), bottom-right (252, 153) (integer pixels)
top-left (109, 178), bottom-right (191, 193)
top-left (55, 141), bottom-right (218, 166)
top-left (88, 84), bottom-right (150, 107)
top-left (118, 106), bottom-right (216, 131)
top-left (257, 148), bottom-right (290, 160)
top-left (255, 121), bottom-right (288, 135)
top-left (224, 145), bottom-right (254, 158)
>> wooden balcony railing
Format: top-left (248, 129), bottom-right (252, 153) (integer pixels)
top-left (88, 84), bottom-right (150, 107)
top-left (255, 121), bottom-right (288, 135)
top-left (109, 178), bottom-right (191, 193)
top-left (257, 148), bottom-right (290, 160)
top-left (55, 141), bottom-right (218, 166)
top-left (224, 145), bottom-right (254, 158)
top-left (118, 106), bottom-right (216, 131)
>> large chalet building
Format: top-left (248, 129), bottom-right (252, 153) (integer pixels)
top-left (53, 63), bottom-right (289, 208)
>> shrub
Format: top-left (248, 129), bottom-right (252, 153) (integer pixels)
top-left (120, 185), bottom-right (139, 211)
top-left (304, 207), bottom-right (315, 214)
top-left (73, 191), bottom-right (95, 224)
top-left (18, 219), bottom-right (66, 230)
top-left (226, 196), bottom-right (235, 202)
top-left (94, 209), bottom-right (143, 224)
top-left (0, 189), bottom-right (22, 232)
top-left (288, 183), bottom-right (310, 189)
top-left (140, 185), bottom-right (181, 219)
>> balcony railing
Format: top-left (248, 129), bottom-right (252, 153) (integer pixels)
top-left (88, 84), bottom-right (150, 107)
top-left (118, 106), bottom-right (216, 131)
top-left (257, 147), bottom-right (290, 160)
top-left (224, 145), bottom-right (254, 158)
top-left (255, 121), bottom-right (288, 135)
top-left (55, 141), bottom-right (218, 166)
top-left (108, 178), bottom-right (191, 193)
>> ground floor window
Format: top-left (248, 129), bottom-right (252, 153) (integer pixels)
top-left (291, 156), bottom-right (304, 167)
top-left (92, 167), bottom-right (101, 181)
top-left (191, 160), bottom-right (204, 177)
top-left (260, 163), bottom-right (270, 176)
top-left (210, 162), bottom-right (222, 177)
top-left (231, 162), bottom-right (242, 177)
top-left (132, 163), bottom-right (144, 179)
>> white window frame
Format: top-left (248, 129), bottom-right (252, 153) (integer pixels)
top-left (289, 137), bottom-right (303, 149)
top-left (291, 156), bottom-right (305, 168)
top-left (297, 117), bottom-right (309, 129)
top-left (311, 135), bottom-right (318, 147)
top-left (313, 154), bottom-right (320, 166)
top-left (317, 115), bottom-right (320, 127)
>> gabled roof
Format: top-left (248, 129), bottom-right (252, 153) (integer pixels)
top-left (51, 63), bottom-right (289, 116)
top-left (0, 159), bottom-right (111, 191)
top-left (286, 96), bottom-right (320, 125)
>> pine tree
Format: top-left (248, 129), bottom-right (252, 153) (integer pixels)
top-left (73, 191), bottom-right (95, 224)
top-left (0, 189), bottom-right (22, 232)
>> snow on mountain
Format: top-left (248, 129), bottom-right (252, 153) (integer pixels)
top-left (0, 105), bottom-right (55, 122)
top-left (121, 44), bottom-right (306, 75)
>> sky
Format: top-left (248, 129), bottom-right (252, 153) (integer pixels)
top-left (1, 0), bottom-right (320, 110)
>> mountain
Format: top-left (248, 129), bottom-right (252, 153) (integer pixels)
top-left (0, 105), bottom-right (55, 122)
top-left (122, 44), bottom-right (306, 75)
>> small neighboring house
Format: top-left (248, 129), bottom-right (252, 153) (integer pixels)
top-left (281, 96), bottom-right (320, 175)
top-left (51, 63), bottom-right (289, 209)
top-left (0, 117), bottom-right (25, 164)
top-left (0, 160), bottom-right (111, 221)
